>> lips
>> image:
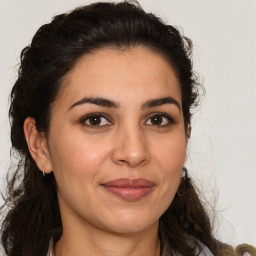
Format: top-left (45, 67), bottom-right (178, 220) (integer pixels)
top-left (101, 178), bottom-right (155, 201)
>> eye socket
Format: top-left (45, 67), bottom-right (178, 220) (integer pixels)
top-left (80, 113), bottom-right (174, 128)
top-left (81, 113), bottom-right (111, 127)
top-left (145, 113), bottom-right (175, 127)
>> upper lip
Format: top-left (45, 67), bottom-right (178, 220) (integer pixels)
top-left (101, 178), bottom-right (155, 188)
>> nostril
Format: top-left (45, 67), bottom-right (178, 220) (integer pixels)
top-left (119, 160), bottom-right (127, 163)
top-left (111, 133), bottom-right (150, 167)
top-left (118, 159), bottom-right (130, 166)
top-left (116, 158), bottom-right (148, 168)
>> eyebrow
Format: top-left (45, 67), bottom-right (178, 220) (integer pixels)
top-left (68, 97), bottom-right (120, 110)
top-left (141, 97), bottom-right (181, 110)
top-left (68, 96), bottom-right (181, 111)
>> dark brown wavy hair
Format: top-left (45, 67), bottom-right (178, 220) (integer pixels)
top-left (1, 1), bottom-right (226, 256)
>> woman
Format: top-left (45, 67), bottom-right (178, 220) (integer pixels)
top-left (0, 1), bottom-right (231, 256)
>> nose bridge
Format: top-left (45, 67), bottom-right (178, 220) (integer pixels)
top-left (112, 121), bottom-right (149, 167)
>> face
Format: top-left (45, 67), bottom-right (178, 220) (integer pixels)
top-left (45, 46), bottom-right (187, 234)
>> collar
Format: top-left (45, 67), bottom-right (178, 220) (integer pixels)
top-left (47, 230), bottom-right (213, 256)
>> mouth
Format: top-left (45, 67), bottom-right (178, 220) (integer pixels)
top-left (101, 178), bottom-right (155, 201)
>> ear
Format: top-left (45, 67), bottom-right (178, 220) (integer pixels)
top-left (24, 117), bottom-right (53, 174)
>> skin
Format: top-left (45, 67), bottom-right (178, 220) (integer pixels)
top-left (24, 46), bottom-right (188, 256)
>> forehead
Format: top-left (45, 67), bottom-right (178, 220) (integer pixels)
top-left (55, 46), bottom-right (182, 107)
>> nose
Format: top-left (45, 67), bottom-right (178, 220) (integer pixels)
top-left (111, 126), bottom-right (150, 168)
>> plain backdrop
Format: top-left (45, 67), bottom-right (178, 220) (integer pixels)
top-left (0, 0), bottom-right (255, 247)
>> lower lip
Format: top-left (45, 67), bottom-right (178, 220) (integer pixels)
top-left (102, 186), bottom-right (154, 201)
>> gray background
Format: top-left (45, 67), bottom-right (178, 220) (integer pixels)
top-left (0, 0), bottom-right (255, 246)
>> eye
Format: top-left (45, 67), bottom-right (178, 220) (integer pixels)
top-left (81, 113), bottom-right (111, 127)
top-left (145, 113), bottom-right (175, 127)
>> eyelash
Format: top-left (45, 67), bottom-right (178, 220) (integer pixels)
top-left (80, 113), bottom-right (112, 128)
top-left (80, 112), bottom-right (175, 128)
top-left (145, 112), bottom-right (176, 127)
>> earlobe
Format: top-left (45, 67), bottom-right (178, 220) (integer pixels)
top-left (23, 117), bottom-right (53, 174)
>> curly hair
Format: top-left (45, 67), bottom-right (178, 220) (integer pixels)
top-left (1, 1), bottom-right (224, 256)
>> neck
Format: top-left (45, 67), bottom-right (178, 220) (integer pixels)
top-left (55, 220), bottom-right (160, 256)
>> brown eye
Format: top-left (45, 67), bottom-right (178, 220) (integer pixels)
top-left (150, 115), bottom-right (163, 125)
top-left (82, 114), bottom-right (111, 127)
top-left (145, 113), bottom-right (174, 126)
top-left (88, 116), bottom-right (102, 126)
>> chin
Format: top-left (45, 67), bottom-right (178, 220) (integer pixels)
top-left (108, 222), bottom-right (157, 235)
top-left (101, 212), bottom-right (159, 235)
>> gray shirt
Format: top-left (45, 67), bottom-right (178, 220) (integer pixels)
top-left (47, 238), bottom-right (214, 256)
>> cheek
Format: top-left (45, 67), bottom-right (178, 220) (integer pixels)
top-left (48, 129), bottom-right (113, 189)
top-left (151, 133), bottom-right (186, 200)
top-left (49, 132), bottom-right (111, 206)
top-left (139, 135), bottom-right (186, 221)
top-left (152, 134), bottom-right (187, 172)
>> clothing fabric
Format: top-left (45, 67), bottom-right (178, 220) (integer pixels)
top-left (47, 237), bottom-right (214, 256)
top-left (160, 229), bottom-right (214, 256)
top-left (47, 240), bottom-right (54, 256)
top-left (161, 241), bottom-right (213, 256)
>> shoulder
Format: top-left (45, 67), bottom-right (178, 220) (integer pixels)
top-left (170, 244), bottom-right (213, 256)
top-left (159, 226), bottom-right (214, 256)
top-left (196, 244), bottom-right (214, 256)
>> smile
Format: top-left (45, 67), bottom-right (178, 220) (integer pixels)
top-left (101, 178), bottom-right (155, 201)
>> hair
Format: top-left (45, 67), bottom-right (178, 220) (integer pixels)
top-left (1, 1), bottom-right (226, 256)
